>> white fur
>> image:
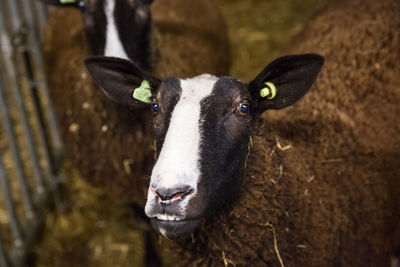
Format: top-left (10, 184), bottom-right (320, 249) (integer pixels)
top-left (104, 0), bottom-right (129, 59)
top-left (145, 74), bottom-right (218, 216)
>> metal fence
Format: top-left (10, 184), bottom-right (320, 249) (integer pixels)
top-left (0, 0), bottom-right (64, 266)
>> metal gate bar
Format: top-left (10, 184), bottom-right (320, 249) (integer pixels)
top-left (33, 1), bottom-right (49, 38)
top-left (0, 234), bottom-right (10, 267)
top-left (7, 0), bottom-right (63, 173)
top-left (0, 0), bottom-right (64, 265)
top-left (6, 0), bottom-right (63, 176)
top-left (0, 4), bottom-right (36, 220)
top-left (16, 0), bottom-right (57, 177)
top-left (0, 129), bottom-right (24, 247)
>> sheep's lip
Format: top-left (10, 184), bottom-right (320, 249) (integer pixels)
top-left (150, 217), bottom-right (202, 239)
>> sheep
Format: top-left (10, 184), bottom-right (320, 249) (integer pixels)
top-left (84, 0), bottom-right (400, 265)
top-left (40, 0), bottom-right (230, 204)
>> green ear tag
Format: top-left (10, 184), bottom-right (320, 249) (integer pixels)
top-left (260, 82), bottom-right (277, 100)
top-left (133, 80), bottom-right (152, 104)
top-left (60, 0), bottom-right (77, 3)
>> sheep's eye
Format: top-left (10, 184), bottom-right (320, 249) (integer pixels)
top-left (151, 102), bottom-right (160, 114)
top-left (237, 101), bottom-right (250, 116)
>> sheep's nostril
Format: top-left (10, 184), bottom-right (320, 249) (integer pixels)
top-left (150, 185), bottom-right (158, 196)
top-left (152, 186), bottom-right (192, 203)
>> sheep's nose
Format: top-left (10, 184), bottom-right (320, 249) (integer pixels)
top-left (150, 185), bottom-right (192, 204)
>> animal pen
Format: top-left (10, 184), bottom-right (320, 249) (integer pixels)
top-left (2, 0), bottom-right (397, 265)
top-left (0, 0), bottom-right (64, 266)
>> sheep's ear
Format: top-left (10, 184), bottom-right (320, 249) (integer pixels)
top-left (38, 0), bottom-right (83, 8)
top-left (248, 54), bottom-right (324, 114)
top-left (84, 56), bottom-right (160, 108)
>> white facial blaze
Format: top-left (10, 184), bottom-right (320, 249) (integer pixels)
top-left (145, 74), bottom-right (218, 216)
top-left (104, 0), bottom-right (129, 59)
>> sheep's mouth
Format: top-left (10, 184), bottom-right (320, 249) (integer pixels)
top-left (150, 216), bottom-right (202, 239)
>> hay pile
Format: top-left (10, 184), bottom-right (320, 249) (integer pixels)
top-left (33, 166), bottom-right (149, 267)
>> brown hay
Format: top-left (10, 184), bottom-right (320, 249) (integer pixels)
top-left (259, 222), bottom-right (285, 267)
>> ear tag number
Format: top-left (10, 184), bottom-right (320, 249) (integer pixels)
top-left (133, 80), bottom-right (152, 104)
top-left (260, 82), bottom-right (277, 100)
top-left (59, 0), bottom-right (77, 4)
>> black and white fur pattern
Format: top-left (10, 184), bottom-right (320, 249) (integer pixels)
top-left (84, 54), bottom-right (324, 239)
top-left (148, 75), bottom-right (218, 202)
top-left (40, 0), bottom-right (152, 68)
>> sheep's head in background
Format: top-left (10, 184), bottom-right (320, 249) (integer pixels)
top-left (39, 0), bottom-right (153, 67)
top-left (84, 54), bottom-right (324, 239)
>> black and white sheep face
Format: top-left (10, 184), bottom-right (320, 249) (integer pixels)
top-left (39, 0), bottom-right (153, 67)
top-left (143, 75), bottom-right (253, 238)
top-left (84, 54), bottom-right (324, 239)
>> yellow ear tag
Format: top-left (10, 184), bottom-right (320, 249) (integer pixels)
top-left (132, 80), bottom-right (152, 104)
top-left (260, 82), bottom-right (277, 100)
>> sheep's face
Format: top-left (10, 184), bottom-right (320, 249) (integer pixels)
top-left (85, 54), bottom-right (324, 239)
top-left (40, 0), bottom-right (153, 67)
top-left (143, 75), bottom-right (253, 239)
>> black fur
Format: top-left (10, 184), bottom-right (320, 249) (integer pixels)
top-left (199, 78), bottom-right (252, 216)
top-left (152, 78), bottom-right (181, 155)
top-left (82, 0), bottom-right (107, 56)
top-left (249, 54), bottom-right (324, 113)
top-left (84, 56), bottom-right (160, 108)
top-left (114, 0), bottom-right (152, 69)
top-left (40, 0), bottom-right (153, 68)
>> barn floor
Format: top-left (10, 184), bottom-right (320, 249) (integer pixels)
top-left (32, 0), bottom-right (330, 266)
